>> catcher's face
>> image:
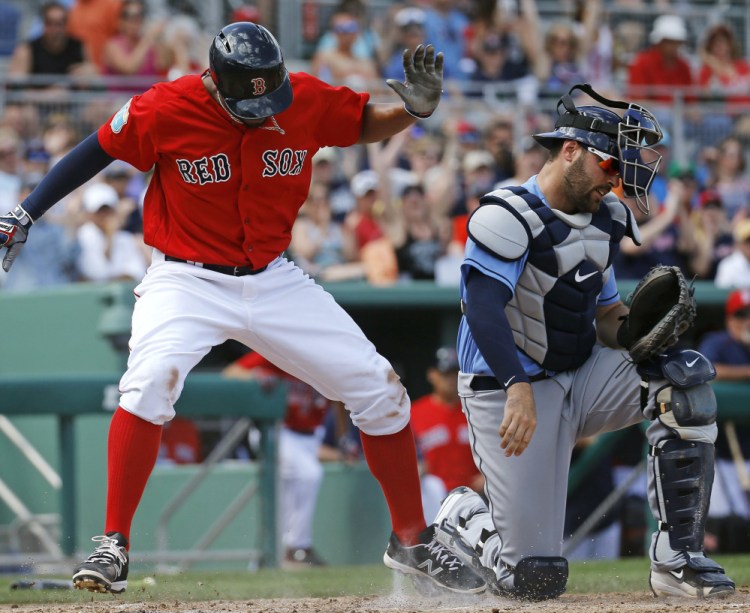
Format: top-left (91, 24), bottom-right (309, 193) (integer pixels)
top-left (561, 145), bottom-right (620, 214)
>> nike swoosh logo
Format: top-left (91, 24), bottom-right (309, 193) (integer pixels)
top-left (503, 376), bottom-right (515, 387)
top-left (574, 270), bottom-right (597, 282)
top-left (670, 569), bottom-right (684, 580)
top-left (686, 357), bottom-right (699, 367)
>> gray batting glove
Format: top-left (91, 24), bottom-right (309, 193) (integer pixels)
top-left (0, 205), bottom-right (33, 272)
top-left (386, 44), bottom-right (444, 118)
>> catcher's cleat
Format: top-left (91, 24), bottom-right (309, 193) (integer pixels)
top-left (649, 557), bottom-right (735, 599)
top-left (73, 532), bottom-right (129, 594)
top-left (383, 524), bottom-right (486, 595)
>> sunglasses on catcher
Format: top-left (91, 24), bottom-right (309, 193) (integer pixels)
top-left (587, 146), bottom-right (620, 176)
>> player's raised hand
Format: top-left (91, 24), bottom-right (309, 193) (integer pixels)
top-left (386, 44), bottom-right (444, 118)
top-left (0, 205), bottom-right (33, 272)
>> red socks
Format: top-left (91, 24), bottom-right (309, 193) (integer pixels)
top-left (360, 424), bottom-right (426, 545)
top-left (104, 407), bottom-right (162, 546)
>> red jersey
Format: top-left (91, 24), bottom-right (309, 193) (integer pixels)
top-left (410, 394), bottom-right (479, 491)
top-left (97, 73), bottom-right (369, 268)
top-left (235, 352), bottom-right (331, 433)
top-left (627, 47), bottom-right (694, 103)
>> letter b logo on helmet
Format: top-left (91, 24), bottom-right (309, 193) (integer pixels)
top-left (209, 22), bottom-right (293, 120)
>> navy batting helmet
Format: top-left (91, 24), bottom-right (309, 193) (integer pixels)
top-left (534, 84), bottom-right (664, 213)
top-left (209, 22), bottom-right (293, 120)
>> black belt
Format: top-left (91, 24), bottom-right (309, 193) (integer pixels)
top-left (470, 372), bottom-right (550, 391)
top-left (165, 255), bottom-right (267, 276)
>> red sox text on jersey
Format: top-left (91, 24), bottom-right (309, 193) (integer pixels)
top-left (97, 72), bottom-right (368, 268)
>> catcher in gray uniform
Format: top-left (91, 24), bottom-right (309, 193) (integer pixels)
top-left (433, 84), bottom-right (735, 601)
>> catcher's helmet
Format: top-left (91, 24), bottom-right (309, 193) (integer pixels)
top-left (209, 22), bottom-right (293, 120)
top-left (534, 83), bottom-right (664, 213)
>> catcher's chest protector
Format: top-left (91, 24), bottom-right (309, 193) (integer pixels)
top-left (486, 188), bottom-right (633, 371)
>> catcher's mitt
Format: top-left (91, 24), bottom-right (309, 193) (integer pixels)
top-left (617, 265), bottom-right (697, 364)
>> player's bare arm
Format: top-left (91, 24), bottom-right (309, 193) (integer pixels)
top-left (358, 44), bottom-right (444, 144)
top-left (595, 300), bottom-right (629, 348)
top-left (499, 382), bottom-right (537, 457)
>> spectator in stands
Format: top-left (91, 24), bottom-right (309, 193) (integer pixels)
top-left (699, 289), bottom-right (750, 553)
top-left (102, 160), bottom-right (144, 234)
top-left (537, 21), bottom-right (588, 96)
top-left (422, 0), bottom-right (470, 81)
top-left (570, 0), bottom-right (613, 91)
top-left (319, 402), bottom-right (362, 463)
top-left (615, 178), bottom-right (698, 280)
top-left (343, 170), bottom-right (398, 285)
top-left (411, 346), bottom-right (484, 523)
top-left (690, 189), bottom-right (734, 281)
top-left (310, 147), bottom-right (355, 223)
top-left (627, 14), bottom-right (693, 104)
top-left (698, 23), bottom-right (750, 107)
top-left (495, 136), bottom-right (548, 188)
top-left (76, 182), bottom-right (148, 282)
top-left (290, 181), bottom-right (363, 282)
top-left (482, 117), bottom-right (516, 183)
top-left (1, 173), bottom-right (79, 292)
top-left (311, 8), bottom-right (378, 88)
top-left (715, 219), bottom-right (750, 289)
top-left (704, 136), bottom-right (750, 223)
top-left (0, 126), bottom-right (22, 211)
top-left (102, 0), bottom-right (170, 92)
top-left (393, 181), bottom-right (448, 281)
top-left (67, 0), bottom-right (122, 70)
top-left (162, 13), bottom-right (210, 81)
top-left (8, 1), bottom-right (97, 89)
top-left (315, 0), bottom-right (380, 64)
top-left (223, 351), bottom-right (333, 567)
top-left (382, 7), bottom-right (427, 82)
top-left (0, 2), bottom-right (21, 58)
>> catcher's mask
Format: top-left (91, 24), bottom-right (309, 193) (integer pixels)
top-left (208, 21), bottom-right (293, 121)
top-left (534, 83), bottom-right (664, 214)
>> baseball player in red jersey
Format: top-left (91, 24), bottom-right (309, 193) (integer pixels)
top-left (224, 351), bottom-right (332, 567)
top-left (0, 22), bottom-right (484, 595)
top-left (410, 347), bottom-right (484, 523)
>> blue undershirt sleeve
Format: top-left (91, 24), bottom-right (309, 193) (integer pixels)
top-left (464, 268), bottom-right (530, 389)
top-left (21, 131), bottom-right (116, 220)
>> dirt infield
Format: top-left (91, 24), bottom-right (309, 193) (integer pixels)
top-left (6, 590), bottom-right (750, 613)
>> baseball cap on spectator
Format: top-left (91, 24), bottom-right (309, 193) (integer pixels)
top-left (726, 289), bottom-right (750, 318)
top-left (394, 7), bottom-right (426, 28)
top-left (463, 150), bottom-right (495, 173)
top-left (733, 219), bottom-right (750, 243)
top-left (698, 189), bottom-right (723, 209)
top-left (457, 120), bottom-right (481, 145)
top-left (434, 346), bottom-right (459, 372)
top-left (104, 160), bottom-right (132, 179)
top-left (482, 32), bottom-right (509, 53)
top-left (83, 183), bottom-right (119, 213)
top-left (312, 147), bottom-right (336, 165)
top-left (350, 170), bottom-right (379, 197)
top-left (650, 15), bottom-right (688, 44)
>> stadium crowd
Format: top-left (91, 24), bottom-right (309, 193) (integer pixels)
top-left (0, 0), bottom-right (749, 290)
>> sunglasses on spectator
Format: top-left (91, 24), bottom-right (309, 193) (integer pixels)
top-left (587, 147), bottom-right (620, 176)
top-left (732, 308), bottom-right (750, 319)
top-left (333, 20), bottom-right (359, 34)
top-left (45, 17), bottom-right (67, 26)
top-left (122, 11), bottom-right (144, 20)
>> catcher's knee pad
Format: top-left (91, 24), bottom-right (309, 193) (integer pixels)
top-left (639, 349), bottom-right (717, 442)
top-left (505, 557), bottom-right (568, 601)
top-left (650, 438), bottom-right (715, 551)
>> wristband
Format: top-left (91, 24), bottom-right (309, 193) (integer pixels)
top-left (404, 104), bottom-right (433, 120)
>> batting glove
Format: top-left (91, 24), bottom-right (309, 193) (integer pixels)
top-left (0, 205), bottom-right (34, 272)
top-left (386, 44), bottom-right (444, 119)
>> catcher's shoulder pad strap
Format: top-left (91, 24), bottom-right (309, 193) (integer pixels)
top-left (467, 201), bottom-right (531, 261)
top-left (660, 348), bottom-right (716, 387)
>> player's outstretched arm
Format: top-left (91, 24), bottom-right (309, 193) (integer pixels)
top-left (358, 44), bottom-right (444, 144)
top-left (0, 132), bottom-right (115, 272)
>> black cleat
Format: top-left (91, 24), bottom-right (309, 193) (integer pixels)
top-left (383, 524), bottom-right (486, 594)
top-left (72, 532), bottom-right (129, 594)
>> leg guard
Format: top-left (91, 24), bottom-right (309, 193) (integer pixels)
top-left (651, 439), bottom-right (714, 551)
